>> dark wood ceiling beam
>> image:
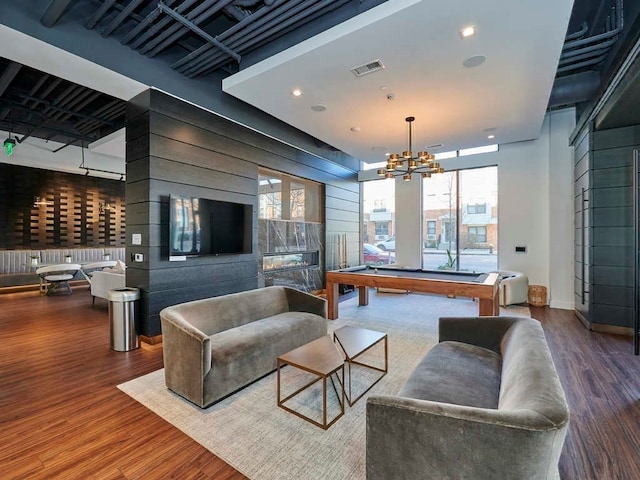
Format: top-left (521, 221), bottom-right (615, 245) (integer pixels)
top-left (54, 91), bottom-right (101, 123)
top-left (73, 99), bottom-right (121, 130)
top-left (33, 77), bottom-right (62, 108)
top-left (42, 84), bottom-right (82, 116)
top-left (50, 89), bottom-right (94, 121)
top-left (11, 91), bottom-right (115, 125)
top-left (40, 0), bottom-right (75, 28)
top-left (7, 117), bottom-right (96, 143)
top-left (0, 62), bottom-right (22, 97)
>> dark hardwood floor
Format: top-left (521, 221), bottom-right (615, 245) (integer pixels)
top-left (1, 289), bottom-right (639, 479)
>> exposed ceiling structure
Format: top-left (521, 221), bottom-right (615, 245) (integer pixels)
top-left (0, 57), bottom-right (127, 149)
top-left (0, 0), bottom-right (634, 162)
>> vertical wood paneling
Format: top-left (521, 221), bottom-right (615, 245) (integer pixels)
top-left (0, 164), bottom-right (125, 249)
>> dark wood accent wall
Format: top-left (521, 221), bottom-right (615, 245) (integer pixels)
top-left (126, 89), bottom-right (360, 337)
top-left (0, 163), bottom-right (125, 249)
top-left (574, 123), bottom-right (640, 331)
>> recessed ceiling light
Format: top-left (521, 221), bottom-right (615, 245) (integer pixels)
top-left (487, 134), bottom-right (495, 139)
top-left (463, 54), bottom-right (486, 68)
top-left (351, 127), bottom-right (361, 132)
top-left (310, 104), bottom-right (326, 112)
top-left (291, 88), bottom-right (303, 97)
top-left (460, 26), bottom-right (476, 38)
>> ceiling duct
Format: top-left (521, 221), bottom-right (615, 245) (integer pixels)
top-left (549, 70), bottom-right (602, 108)
top-left (350, 60), bottom-right (385, 77)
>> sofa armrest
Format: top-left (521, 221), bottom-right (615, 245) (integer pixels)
top-left (366, 395), bottom-right (568, 480)
top-left (160, 309), bottom-right (212, 408)
top-left (438, 316), bottom-right (521, 354)
top-left (284, 287), bottom-right (327, 319)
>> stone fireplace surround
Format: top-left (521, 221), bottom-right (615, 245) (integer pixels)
top-left (258, 219), bottom-right (324, 292)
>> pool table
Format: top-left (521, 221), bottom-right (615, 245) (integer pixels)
top-left (325, 265), bottom-right (500, 320)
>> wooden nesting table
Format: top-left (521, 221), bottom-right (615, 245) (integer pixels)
top-left (277, 335), bottom-right (345, 430)
top-left (277, 326), bottom-right (388, 429)
top-left (333, 326), bottom-right (388, 406)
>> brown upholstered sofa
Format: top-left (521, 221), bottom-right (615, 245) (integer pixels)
top-left (160, 286), bottom-right (327, 408)
top-left (366, 316), bottom-right (570, 480)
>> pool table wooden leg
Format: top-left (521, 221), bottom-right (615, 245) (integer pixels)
top-left (358, 286), bottom-right (369, 306)
top-left (328, 282), bottom-right (339, 320)
top-left (478, 290), bottom-right (500, 316)
top-left (479, 299), bottom-right (492, 316)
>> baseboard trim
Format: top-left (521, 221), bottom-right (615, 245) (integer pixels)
top-left (590, 323), bottom-right (633, 336)
top-left (574, 310), bottom-right (633, 336)
top-left (549, 300), bottom-right (574, 310)
top-left (140, 334), bottom-right (163, 345)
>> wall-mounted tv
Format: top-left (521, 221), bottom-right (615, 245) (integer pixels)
top-left (169, 195), bottom-right (253, 258)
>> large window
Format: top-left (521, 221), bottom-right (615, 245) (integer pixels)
top-left (362, 180), bottom-right (395, 264)
top-left (258, 168), bottom-right (322, 223)
top-left (423, 166), bottom-right (497, 272)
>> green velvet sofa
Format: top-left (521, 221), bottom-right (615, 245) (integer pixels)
top-left (160, 286), bottom-right (327, 408)
top-left (366, 316), bottom-right (570, 479)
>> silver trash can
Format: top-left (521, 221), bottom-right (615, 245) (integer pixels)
top-left (108, 287), bottom-right (140, 351)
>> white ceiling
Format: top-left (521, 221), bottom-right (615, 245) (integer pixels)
top-left (0, 25), bottom-right (148, 102)
top-left (223, 0), bottom-right (574, 164)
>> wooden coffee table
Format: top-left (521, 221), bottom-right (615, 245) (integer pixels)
top-left (277, 335), bottom-right (345, 430)
top-left (333, 326), bottom-right (388, 406)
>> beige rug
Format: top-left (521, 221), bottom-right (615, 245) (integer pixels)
top-left (118, 293), bottom-right (530, 480)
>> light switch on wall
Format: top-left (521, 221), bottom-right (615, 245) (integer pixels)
top-left (134, 253), bottom-right (144, 262)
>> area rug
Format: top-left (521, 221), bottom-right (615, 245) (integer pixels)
top-left (118, 293), bottom-right (530, 480)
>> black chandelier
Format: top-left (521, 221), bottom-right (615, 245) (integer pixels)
top-left (377, 116), bottom-right (444, 181)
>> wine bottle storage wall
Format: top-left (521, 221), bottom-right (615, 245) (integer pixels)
top-left (0, 163), bottom-right (125, 249)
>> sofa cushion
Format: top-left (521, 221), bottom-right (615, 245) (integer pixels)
top-left (173, 287), bottom-right (291, 336)
top-left (398, 340), bottom-right (501, 409)
top-left (203, 311), bottom-right (328, 403)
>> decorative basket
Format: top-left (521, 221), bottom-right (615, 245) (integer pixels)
top-left (528, 285), bottom-right (547, 307)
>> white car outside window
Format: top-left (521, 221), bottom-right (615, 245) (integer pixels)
top-left (376, 236), bottom-right (395, 251)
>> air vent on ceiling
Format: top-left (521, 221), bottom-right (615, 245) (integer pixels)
top-left (350, 59), bottom-right (385, 77)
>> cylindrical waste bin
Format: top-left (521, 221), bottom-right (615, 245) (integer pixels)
top-left (108, 287), bottom-right (140, 351)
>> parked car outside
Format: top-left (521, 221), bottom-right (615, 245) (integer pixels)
top-left (363, 243), bottom-right (395, 265)
top-left (376, 236), bottom-right (396, 251)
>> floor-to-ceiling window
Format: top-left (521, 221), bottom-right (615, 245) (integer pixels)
top-left (362, 179), bottom-right (395, 265)
top-left (422, 166), bottom-right (497, 272)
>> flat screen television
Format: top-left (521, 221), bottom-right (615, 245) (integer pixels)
top-left (169, 195), bottom-right (253, 258)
